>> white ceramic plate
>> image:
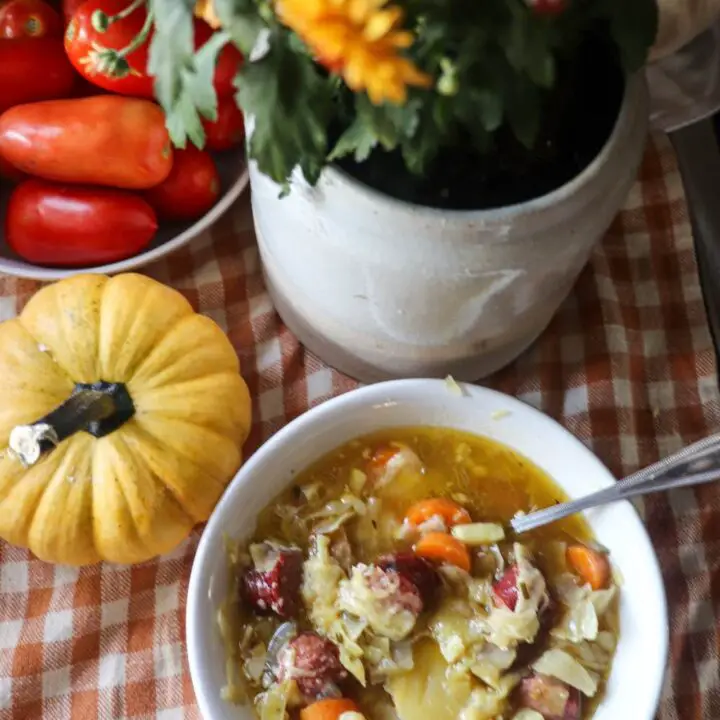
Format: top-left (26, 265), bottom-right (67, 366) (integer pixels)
top-left (187, 379), bottom-right (669, 720)
top-left (0, 148), bottom-right (248, 281)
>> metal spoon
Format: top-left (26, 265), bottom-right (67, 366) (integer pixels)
top-left (511, 433), bottom-right (720, 534)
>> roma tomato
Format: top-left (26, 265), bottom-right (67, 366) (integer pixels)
top-left (6, 180), bottom-right (158, 267)
top-left (145, 147), bottom-right (220, 221)
top-left (65, 0), bottom-right (153, 97)
top-left (0, 0), bottom-right (62, 38)
top-left (0, 96), bottom-right (173, 189)
top-left (202, 95), bottom-right (245, 151)
top-left (194, 19), bottom-right (244, 98)
top-left (0, 38), bottom-right (76, 113)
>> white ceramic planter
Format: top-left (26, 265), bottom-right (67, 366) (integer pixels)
top-left (250, 74), bottom-right (649, 382)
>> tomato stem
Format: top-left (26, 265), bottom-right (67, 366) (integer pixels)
top-left (91, 0), bottom-right (146, 32)
top-left (87, 6), bottom-right (154, 78)
top-left (115, 7), bottom-right (153, 59)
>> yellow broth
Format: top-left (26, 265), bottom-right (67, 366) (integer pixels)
top-left (224, 426), bottom-right (618, 719)
top-left (256, 427), bottom-right (593, 567)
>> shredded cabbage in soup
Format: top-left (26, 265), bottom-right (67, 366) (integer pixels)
top-left (218, 427), bottom-right (620, 720)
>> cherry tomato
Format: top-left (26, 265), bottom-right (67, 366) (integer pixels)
top-left (0, 96), bottom-right (173, 189)
top-left (0, 155), bottom-right (27, 184)
top-left (65, 0), bottom-right (243, 98)
top-left (0, 0), bottom-right (62, 37)
top-left (61, 0), bottom-right (84, 23)
top-left (65, 0), bottom-right (153, 97)
top-left (6, 179), bottom-right (158, 267)
top-left (0, 38), bottom-right (76, 113)
top-left (202, 95), bottom-right (245, 151)
top-left (194, 18), bottom-right (244, 98)
top-left (144, 146), bottom-right (220, 221)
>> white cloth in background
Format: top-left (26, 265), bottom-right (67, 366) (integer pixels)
top-left (648, 22), bottom-right (720, 132)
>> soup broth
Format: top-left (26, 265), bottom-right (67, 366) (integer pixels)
top-left (220, 427), bottom-right (619, 720)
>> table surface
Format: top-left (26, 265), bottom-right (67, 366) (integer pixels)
top-left (0, 132), bottom-right (718, 720)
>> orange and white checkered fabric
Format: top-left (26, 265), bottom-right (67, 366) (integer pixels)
top-left (0, 132), bottom-right (718, 719)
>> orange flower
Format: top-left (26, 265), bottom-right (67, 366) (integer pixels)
top-left (194, 0), bottom-right (221, 28)
top-left (276, 0), bottom-right (432, 105)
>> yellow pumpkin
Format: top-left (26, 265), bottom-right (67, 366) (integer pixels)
top-left (0, 274), bottom-right (251, 566)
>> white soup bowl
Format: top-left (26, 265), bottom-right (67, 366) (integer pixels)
top-left (187, 379), bottom-right (668, 720)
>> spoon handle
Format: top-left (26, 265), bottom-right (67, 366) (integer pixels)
top-left (511, 433), bottom-right (720, 535)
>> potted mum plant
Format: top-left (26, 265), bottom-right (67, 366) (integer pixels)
top-left (144, 0), bottom-right (658, 382)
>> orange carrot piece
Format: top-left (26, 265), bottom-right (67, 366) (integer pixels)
top-left (566, 544), bottom-right (611, 590)
top-left (300, 698), bottom-right (361, 720)
top-left (415, 532), bottom-right (471, 572)
top-left (405, 498), bottom-right (472, 528)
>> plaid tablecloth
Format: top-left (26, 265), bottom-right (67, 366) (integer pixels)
top-left (0, 132), bottom-right (718, 719)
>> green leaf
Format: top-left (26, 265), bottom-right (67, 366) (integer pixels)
top-left (355, 95), bottom-right (421, 151)
top-left (328, 117), bottom-right (377, 164)
top-left (147, 0), bottom-right (194, 103)
top-left (171, 87), bottom-right (206, 148)
top-left (188, 31), bottom-right (230, 120)
top-left (148, 0), bottom-right (203, 147)
top-left (470, 89), bottom-right (504, 133)
top-left (506, 79), bottom-right (541, 148)
top-left (212, 0), bottom-right (268, 56)
top-left (148, 5), bottom-right (235, 149)
top-left (603, 0), bottom-right (659, 73)
top-left (238, 30), bottom-right (333, 186)
top-left (430, 95), bottom-right (456, 135)
top-left (527, 52), bottom-right (555, 89)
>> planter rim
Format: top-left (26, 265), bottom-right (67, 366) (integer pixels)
top-left (324, 73), bottom-right (645, 220)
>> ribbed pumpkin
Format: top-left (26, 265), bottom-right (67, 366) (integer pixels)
top-left (0, 274), bottom-right (251, 566)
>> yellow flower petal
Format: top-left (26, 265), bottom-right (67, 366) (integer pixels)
top-left (276, 0), bottom-right (431, 105)
top-left (363, 7), bottom-right (402, 41)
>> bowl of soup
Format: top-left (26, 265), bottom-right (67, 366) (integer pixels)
top-left (187, 379), bottom-right (668, 720)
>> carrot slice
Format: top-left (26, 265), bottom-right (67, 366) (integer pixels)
top-left (566, 544), bottom-right (611, 590)
top-left (405, 498), bottom-right (472, 528)
top-left (300, 698), bottom-right (361, 720)
top-left (415, 532), bottom-right (471, 572)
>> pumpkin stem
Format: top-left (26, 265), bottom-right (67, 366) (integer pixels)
top-left (8, 383), bottom-right (135, 467)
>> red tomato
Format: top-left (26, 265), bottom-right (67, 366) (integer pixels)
top-left (0, 155), bottom-right (27, 184)
top-left (65, 0), bottom-right (153, 97)
top-left (65, 0), bottom-right (243, 98)
top-left (194, 19), bottom-right (244, 98)
top-left (61, 0), bottom-right (83, 23)
top-left (6, 179), bottom-right (158, 266)
top-left (0, 96), bottom-right (173, 189)
top-left (145, 146), bottom-right (220, 221)
top-left (202, 95), bottom-right (245, 151)
top-left (0, 38), bottom-right (76, 113)
top-left (0, 0), bottom-right (62, 37)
